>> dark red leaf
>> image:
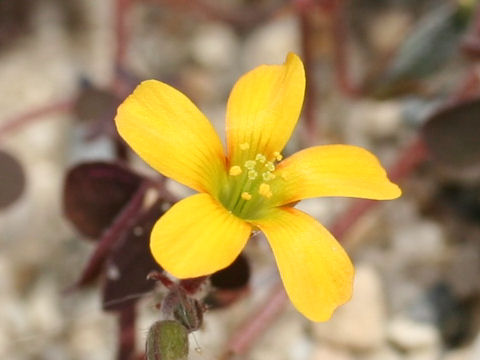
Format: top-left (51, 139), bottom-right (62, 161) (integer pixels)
top-left (74, 85), bottom-right (119, 123)
top-left (210, 254), bottom-right (250, 290)
top-left (102, 200), bottom-right (167, 311)
top-left (0, 150), bottom-right (26, 209)
top-left (63, 162), bottom-right (142, 239)
top-left (205, 254), bottom-right (250, 310)
top-left (72, 181), bottom-right (149, 288)
top-left (422, 98), bottom-right (480, 172)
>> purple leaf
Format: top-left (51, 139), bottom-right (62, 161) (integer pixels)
top-left (211, 254), bottom-right (250, 290)
top-left (0, 150), bottom-right (26, 210)
top-left (102, 200), bottom-right (167, 311)
top-left (63, 162), bottom-right (142, 239)
top-left (72, 181), bottom-right (149, 289)
top-left (422, 98), bottom-right (480, 172)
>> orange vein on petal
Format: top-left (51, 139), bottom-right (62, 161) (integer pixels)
top-left (272, 145), bottom-right (401, 206)
top-left (150, 193), bottom-right (252, 278)
top-left (225, 52), bottom-right (305, 165)
top-left (115, 80), bottom-right (226, 194)
top-left (253, 207), bottom-right (354, 321)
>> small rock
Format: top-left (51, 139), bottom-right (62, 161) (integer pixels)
top-left (190, 23), bottom-right (238, 70)
top-left (313, 265), bottom-right (385, 351)
top-left (360, 345), bottom-right (401, 360)
top-left (443, 347), bottom-right (472, 360)
top-left (242, 15), bottom-right (300, 69)
top-left (387, 316), bottom-right (440, 351)
top-left (360, 101), bottom-right (403, 139)
top-left (310, 344), bottom-right (353, 360)
top-left (391, 220), bottom-right (446, 264)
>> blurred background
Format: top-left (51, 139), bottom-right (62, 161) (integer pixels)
top-left (1, 0), bottom-right (480, 359)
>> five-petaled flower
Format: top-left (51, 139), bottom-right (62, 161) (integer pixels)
top-left (115, 53), bottom-right (401, 321)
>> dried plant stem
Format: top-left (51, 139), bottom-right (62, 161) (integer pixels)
top-left (0, 99), bottom-right (74, 141)
top-left (222, 283), bottom-right (289, 359)
top-left (115, 0), bottom-right (132, 71)
top-left (328, 0), bottom-right (359, 97)
top-left (117, 304), bottom-right (137, 360)
top-left (144, 0), bottom-right (288, 29)
top-left (299, 6), bottom-right (318, 145)
top-left (222, 136), bottom-right (429, 357)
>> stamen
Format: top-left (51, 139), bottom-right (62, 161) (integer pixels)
top-left (229, 165), bottom-right (242, 176)
top-left (240, 143), bottom-right (250, 151)
top-left (244, 160), bottom-right (256, 170)
top-left (248, 170), bottom-right (258, 180)
top-left (255, 154), bottom-right (266, 163)
top-left (258, 183), bottom-right (272, 198)
top-left (262, 172), bottom-right (275, 182)
top-left (241, 192), bottom-right (252, 200)
top-left (273, 151), bottom-right (283, 161)
top-left (265, 161), bottom-right (275, 172)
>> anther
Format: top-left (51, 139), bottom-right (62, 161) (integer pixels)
top-left (247, 170), bottom-right (258, 180)
top-left (255, 154), bottom-right (266, 163)
top-left (258, 183), bottom-right (272, 198)
top-left (240, 143), bottom-right (250, 151)
top-left (244, 160), bottom-right (256, 170)
top-left (262, 172), bottom-right (275, 182)
top-left (229, 166), bottom-right (242, 176)
top-left (273, 151), bottom-right (283, 161)
top-left (265, 161), bottom-right (275, 172)
top-left (241, 192), bottom-right (252, 200)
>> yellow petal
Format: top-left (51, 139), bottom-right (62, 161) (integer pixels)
top-left (273, 145), bottom-right (401, 206)
top-left (115, 80), bottom-right (225, 194)
top-left (226, 53), bottom-right (305, 164)
top-left (150, 193), bottom-right (251, 278)
top-left (253, 207), bottom-right (354, 321)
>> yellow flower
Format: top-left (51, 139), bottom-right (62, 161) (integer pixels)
top-left (115, 53), bottom-right (401, 321)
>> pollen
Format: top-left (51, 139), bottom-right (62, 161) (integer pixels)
top-left (240, 143), bottom-right (250, 150)
top-left (258, 183), bottom-right (272, 198)
top-left (229, 165), bottom-right (242, 176)
top-left (265, 161), bottom-right (275, 172)
top-left (255, 154), bottom-right (266, 163)
top-left (244, 160), bottom-right (256, 170)
top-left (248, 170), bottom-right (258, 180)
top-left (241, 192), bottom-right (252, 200)
top-left (273, 151), bottom-right (283, 161)
top-left (262, 171), bottom-right (275, 182)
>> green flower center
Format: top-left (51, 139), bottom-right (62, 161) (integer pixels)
top-left (218, 144), bottom-right (283, 219)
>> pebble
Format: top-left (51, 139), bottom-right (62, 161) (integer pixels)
top-left (313, 265), bottom-right (385, 351)
top-left (242, 15), bottom-right (301, 69)
top-left (190, 23), bottom-right (238, 70)
top-left (357, 101), bottom-right (403, 139)
top-left (310, 344), bottom-right (353, 360)
top-left (387, 316), bottom-right (440, 351)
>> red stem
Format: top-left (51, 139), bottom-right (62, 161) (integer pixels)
top-left (222, 283), bottom-right (289, 359)
top-left (0, 99), bottom-right (74, 141)
top-left (329, 0), bottom-right (359, 97)
top-left (117, 304), bottom-right (137, 360)
top-left (299, 6), bottom-right (318, 145)
top-left (143, 0), bottom-right (287, 29)
top-left (115, 0), bottom-right (132, 70)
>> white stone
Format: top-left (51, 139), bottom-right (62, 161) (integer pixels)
top-left (242, 15), bottom-right (301, 69)
top-left (313, 265), bottom-right (385, 351)
top-left (387, 316), bottom-right (440, 351)
top-left (360, 101), bottom-right (403, 138)
top-left (391, 220), bottom-right (446, 264)
top-left (361, 345), bottom-right (401, 360)
top-left (191, 23), bottom-right (238, 70)
top-left (311, 344), bottom-right (353, 360)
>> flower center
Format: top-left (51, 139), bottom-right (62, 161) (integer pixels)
top-left (219, 144), bottom-right (283, 219)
